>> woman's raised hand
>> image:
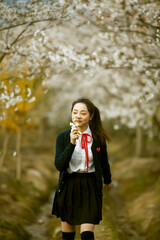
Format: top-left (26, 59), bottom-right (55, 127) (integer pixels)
top-left (70, 129), bottom-right (80, 145)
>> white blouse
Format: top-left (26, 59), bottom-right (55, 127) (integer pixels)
top-left (67, 126), bottom-right (95, 173)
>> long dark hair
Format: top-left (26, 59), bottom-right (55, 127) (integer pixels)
top-left (71, 98), bottom-right (111, 145)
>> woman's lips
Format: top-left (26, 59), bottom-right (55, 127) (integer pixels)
top-left (76, 120), bottom-right (81, 123)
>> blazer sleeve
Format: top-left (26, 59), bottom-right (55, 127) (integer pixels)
top-left (101, 143), bottom-right (112, 184)
top-left (54, 132), bottom-right (76, 171)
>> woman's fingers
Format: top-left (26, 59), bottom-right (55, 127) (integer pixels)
top-left (103, 182), bottom-right (112, 191)
top-left (71, 129), bottom-right (79, 137)
top-left (71, 129), bottom-right (78, 133)
top-left (70, 129), bottom-right (80, 144)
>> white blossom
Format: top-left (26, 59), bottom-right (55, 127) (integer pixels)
top-left (28, 96), bottom-right (36, 103)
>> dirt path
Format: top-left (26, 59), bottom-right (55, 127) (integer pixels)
top-left (23, 155), bottom-right (147, 240)
top-left (24, 191), bottom-right (55, 240)
top-left (23, 137), bottom-right (159, 240)
top-left (2, 133), bottom-right (158, 239)
top-left (96, 186), bottom-right (146, 240)
top-left (24, 181), bottom-right (145, 240)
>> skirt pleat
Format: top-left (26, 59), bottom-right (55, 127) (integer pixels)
top-left (52, 172), bottom-right (102, 225)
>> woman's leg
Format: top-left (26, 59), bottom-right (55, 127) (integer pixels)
top-left (80, 224), bottom-right (95, 240)
top-left (61, 221), bottom-right (75, 232)
top-left (61, 221), bottom-right (76, 240)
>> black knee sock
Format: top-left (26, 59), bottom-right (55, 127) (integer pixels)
top-left (81, 231), bottom-right (95, 240)
top-left (62, 231), bottom-right (75, 240)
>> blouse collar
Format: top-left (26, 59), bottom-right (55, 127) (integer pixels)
top-left (80, 125), bottom-right (92, 136)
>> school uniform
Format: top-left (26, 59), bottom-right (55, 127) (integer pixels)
top-left (51, 127), bottom-right (112, 225)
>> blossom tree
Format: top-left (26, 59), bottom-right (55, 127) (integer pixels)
top-left (43, 0), bottom-right (160, 156)
top-left (0, 0), bottom-right (160, 162)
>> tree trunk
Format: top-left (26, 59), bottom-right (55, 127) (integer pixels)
top-left (135, 123), bottom-right (145, 157)
top-left (0, 130), bottom-right (10, 168)
top-left (16, 126), bottom-right (22, 180)
top-left (37, 121), bottom-right (44, 146)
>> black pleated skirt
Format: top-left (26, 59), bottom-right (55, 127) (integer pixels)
top-left (51, 172), bottom-right (102, 225)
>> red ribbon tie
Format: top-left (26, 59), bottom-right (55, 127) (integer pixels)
top-left (81, 133), bottom-right (92, 172)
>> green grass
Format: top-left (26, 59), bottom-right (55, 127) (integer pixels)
top-left (0, 220), bottom-right (31, 240)
top-left (146, 217), bottom-right (160, 240)
top-left (121, 173), bottom-right (159, 200)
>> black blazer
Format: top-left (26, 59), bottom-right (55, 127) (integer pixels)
top-left (54, 129), bottom-right (112, 199)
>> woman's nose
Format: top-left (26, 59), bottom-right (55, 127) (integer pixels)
top-left (75, 114), bottom-right (81, 119)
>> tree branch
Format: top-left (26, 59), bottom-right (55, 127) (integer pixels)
top-left (11, 23), bottom-right (31, 47)
top-left (138, 16), bottom-right (160, 30)
top-left (0, 21), bottom-right (54, 63)
top-left (0, 16), bottom-right (66, 32)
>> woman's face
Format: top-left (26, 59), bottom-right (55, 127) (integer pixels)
top-left (72, 102), bottom-right (92, 131)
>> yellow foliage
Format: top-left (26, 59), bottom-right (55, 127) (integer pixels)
top-left (0, 69), bottom-right (45, 131)
top-left (1, 119), bottom-right (18, 132)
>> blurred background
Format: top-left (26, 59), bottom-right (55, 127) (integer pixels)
top-left (0, 0), bottom-right (160, 240)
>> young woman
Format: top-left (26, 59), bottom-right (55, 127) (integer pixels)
top-left (52, 98), bottom-right (112, 240)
